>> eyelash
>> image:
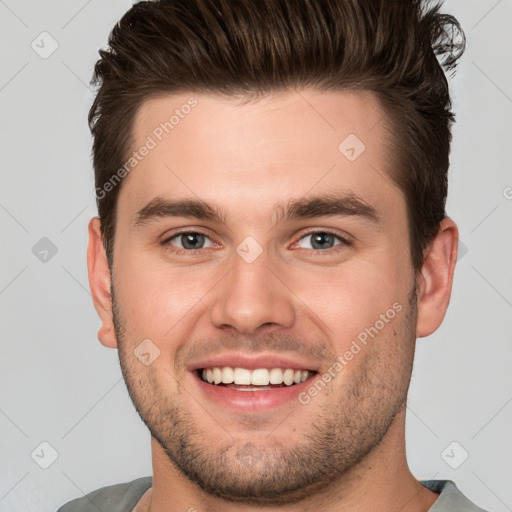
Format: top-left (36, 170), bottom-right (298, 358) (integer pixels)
top-left (161, 229), bottom-right (351, 256)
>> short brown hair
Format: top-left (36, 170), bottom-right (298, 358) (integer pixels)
top-left (89, 0), bottom-right (465, 273)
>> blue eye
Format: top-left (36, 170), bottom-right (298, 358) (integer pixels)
top-left (296, 231), bottom-right (348, 250)
top-left (162, 229), bottom-right (350, 256)
top-left (165, 232), bottom-right (214, 251)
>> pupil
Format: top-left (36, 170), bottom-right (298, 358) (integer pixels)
top-left (312, 233), bottom-right (334, 250)
top-left (182, 233), bottom-right (204, 249)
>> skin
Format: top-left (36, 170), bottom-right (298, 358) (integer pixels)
top-left (87, 88), bottom-right (458, 512)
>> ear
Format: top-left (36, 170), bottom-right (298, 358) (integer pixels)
top-left (416, 217), bottom-right (459, 338)
top-left (87, 217), bottom-right (118, 348)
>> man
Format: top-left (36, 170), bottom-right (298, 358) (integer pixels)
top-left (58, 0), bottom-right (490, 510)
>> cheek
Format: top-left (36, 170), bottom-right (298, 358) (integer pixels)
top-left (113, 251), bottom-right (217, 339)
top-left (290, 260), bottom-right (408, 347)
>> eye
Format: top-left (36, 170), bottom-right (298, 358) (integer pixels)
top-left (164, 231), bottom-right (214, 251)
top-left (295, 231), bottom-right (349, 251)
top-left (161, 229), bottom-right (350, 256)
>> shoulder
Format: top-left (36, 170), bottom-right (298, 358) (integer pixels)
top-left (421, 480), bottom-right (491, 512)
top-left (56, 476), bottom-right (152, 512)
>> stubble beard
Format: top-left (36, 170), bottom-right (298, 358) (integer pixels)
top-left (112, 283), bottom-right (418, 506)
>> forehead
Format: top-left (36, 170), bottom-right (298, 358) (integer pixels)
top-left (132, 88), bottom-right (386, 163)
top-left (120, 88), bottom-right (401, 227)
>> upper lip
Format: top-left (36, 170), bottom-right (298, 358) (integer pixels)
top-left (188, 352), bottom-right (321, 372)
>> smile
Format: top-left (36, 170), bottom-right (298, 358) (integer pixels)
top-left (199, 366), bottom-right (313, 390)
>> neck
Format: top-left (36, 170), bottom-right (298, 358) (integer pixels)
top-left (147, 408), bottom-right (439, 512)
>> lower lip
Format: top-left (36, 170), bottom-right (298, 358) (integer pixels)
top-left (191, 371), bottom-right (319, 411)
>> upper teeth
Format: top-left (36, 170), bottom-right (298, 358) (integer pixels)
top-left (201, 367), bottom-right (310, 386)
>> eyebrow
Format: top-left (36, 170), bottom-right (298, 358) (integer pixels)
top-left (133, 192), bottom-right (381, 228)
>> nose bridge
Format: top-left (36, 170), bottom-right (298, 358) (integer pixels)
top-left (209, 243), bottom-right (295, 333)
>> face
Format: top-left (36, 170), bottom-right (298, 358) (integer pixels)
top-left (106, 89), bottom-right (420, 504)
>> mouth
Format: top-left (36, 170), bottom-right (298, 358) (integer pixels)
top-left (196, 366), bottom-right (318, 391)
top-left (188, 353), bottom-right (322, 410)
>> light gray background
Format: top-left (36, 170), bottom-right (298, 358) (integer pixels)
top-left (0, 1), bottom-right (511, 511)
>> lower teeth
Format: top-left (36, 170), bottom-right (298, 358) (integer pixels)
top-left (222, 383), bottom-right (289, 390)
top-left (228, 386), bottom-right (273, 391)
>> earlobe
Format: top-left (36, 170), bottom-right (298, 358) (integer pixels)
top-left (416, 217), bottom-right (459, 338)
top-left (87, 217), bottom-right (118, 349)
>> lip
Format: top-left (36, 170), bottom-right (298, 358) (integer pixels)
top-left (187, 352), bottom-right (321, 372)
top-left (190, 369), bottom-right (320, 411)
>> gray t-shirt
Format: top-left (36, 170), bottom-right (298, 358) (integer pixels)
top-left (56, 478), bottom-right (491, 511)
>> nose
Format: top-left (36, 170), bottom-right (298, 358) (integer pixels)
top-left (209, 249), bottom-right (296, 335)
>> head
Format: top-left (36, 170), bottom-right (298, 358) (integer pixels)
top-left (87, 0), bottom-right (464, 505)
